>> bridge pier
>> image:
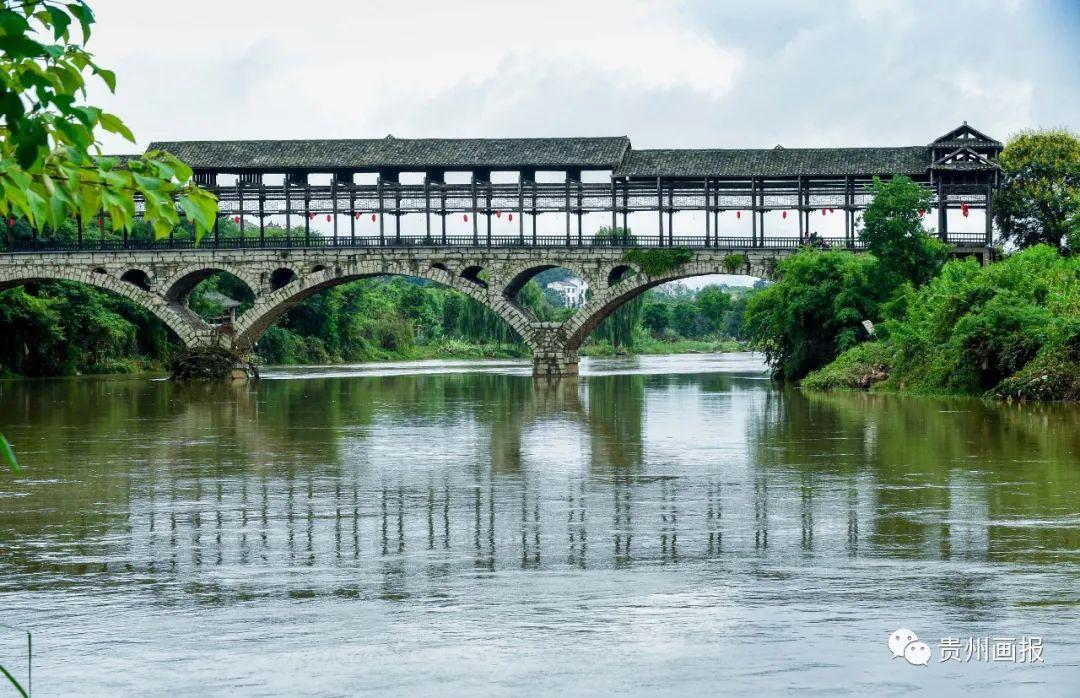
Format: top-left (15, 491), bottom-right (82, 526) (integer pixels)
top-left (528, 322), bottom-right (579, 378)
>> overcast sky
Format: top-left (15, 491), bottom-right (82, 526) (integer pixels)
top-left (87, 0), bottom-right (1078, 153)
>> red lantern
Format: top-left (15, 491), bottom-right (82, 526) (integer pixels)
top-left (233, 216), bottom-right (240, 224)
top-left (326, 214), bottom-right (332, 222)
top-left (495, 210), bottom-right (502, 218)
top-left (829, 208), bottom-right (835, 214)
top-left (354, 212), bottom-right (361, 220)
top-left (308, 212), bottom-right (315, 220)
top-left (736, 211), bottom-right (741, 219)
top-left (464, 214), bottom-right (469, 222)
top-left (371, 213), bottom-right (377, 222)
top-left (822, 208), bottom-right (826, 216)
top-left (782, 210), bottom-right (788, 219)
top-left (918, 209), bottom-right (925, 217)
top-left (961, 203), bottom-right (970, 218)
top-left (508, 213), bottom-right (513, 222)
top-left (6, 217), bottom-right (13, 228)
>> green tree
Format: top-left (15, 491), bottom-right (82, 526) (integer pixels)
top-left (859, 175), bottom-right (946, 287)
top-left (994, 129), bottom-right (1080, 253)
top-left (0, 1), bottom-right (216, 243)
top-left (642, 302), bottom-right (670, 337)
top-left (671, 300), bottom-right (698, 337)
top-left (697, 285), bottom-right (733, 334)
top-left (743, 249), bottom-right (886, 380)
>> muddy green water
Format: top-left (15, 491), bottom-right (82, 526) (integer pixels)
top-left (0, 353), bottom-right (1078, 696)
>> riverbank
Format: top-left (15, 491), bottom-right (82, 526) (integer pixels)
top-left (799, 246), bottom-right (1079, 402)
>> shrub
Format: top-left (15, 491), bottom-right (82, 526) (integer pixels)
top-left (623, 247), bottom-right (693, 276)
top-left (801, 341), bottom-right (892, 392)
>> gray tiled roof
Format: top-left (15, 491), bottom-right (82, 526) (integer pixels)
top-left (613, 147), bottom-right (932, 178)
top-left (147, 136), bottom-right (631, 171)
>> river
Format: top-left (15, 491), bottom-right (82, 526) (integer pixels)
top-left (1, 353), bottom-right (1078, 696)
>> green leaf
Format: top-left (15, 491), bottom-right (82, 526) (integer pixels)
top-left (1, 434), bottom-right (20, 474)
top-left (100, 112), bottom-right (135, 142)
top-left (66, 2), bottom-right (95, 40)
top-left (96, 68), bottom-right (116, 93)
top-left (45, 5), bottom-right (72, 40)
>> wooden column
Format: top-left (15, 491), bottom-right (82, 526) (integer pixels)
top-left (259, 186), bottom-right (265, 247)
top-left (518, 175), bottom-right (525, 245)
top-left (621, 179), bottom-right (629, 242)
top-left (424, 177), bottom-right (431, 243)
top-left (571, 170), bottom-right (582, 245)
top-left (565, 177), bottom-right (572, 246)
top-left (377, 177), bottom-right (385, 246)
top-left (797, 176), bottom-right (804, 242)
top-left (751, 179), bottom-right (758, 247)
top-left (531, 179), bottom-right (538, 246)
top-left (284, 178), bottom-right (291, 245)
top-left (485, 181), bottom-right (492, 248)
top-left (428, 170), bottom-right (445, 245)
top-left (660, 183), bottom-right (669, 246)
top-left (303, 185), bottom-right (310, 247)
top-left (394, 181), bottom-right (401, 244)
top-left (984, 183), bottom-right (993, 245)
top-left (440, 179), bottom-right (447, 245)
top-left (713, 184), bottom-right (720, 247)
top-left (471, 176), bottom-right (479, 245)
top-left (349, 185), bottom-right (356, 246)
top-left (238, 183), bottom-right (245, 244)
top-left (656, 176), bottom-right (664, 246)
top-left (704, 178), bottom-right (710, 247)
top-left (610, 176), bottom-right (617, 239)
top-left (844, 177), bottom-right (851, 246)
top-left (757, 180), bottom-right (765, 247)
top-left (330, 178), bottom-right (338, 246)
top-left (937, 180), bottom-right (948, 242)
top-left (77, 214), bottom-right (83, 247)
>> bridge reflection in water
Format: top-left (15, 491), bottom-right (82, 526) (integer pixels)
top-left (2, 358), bottom-right (1077, 612)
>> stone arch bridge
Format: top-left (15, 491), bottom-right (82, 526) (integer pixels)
top-left (0, 246), bottom-right (787, 376)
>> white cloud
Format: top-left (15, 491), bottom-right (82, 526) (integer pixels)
top-left (87, 0), bottom-right (743, 148)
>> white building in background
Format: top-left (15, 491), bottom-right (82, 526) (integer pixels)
top-left (546, 278), bottom-right (589, 308)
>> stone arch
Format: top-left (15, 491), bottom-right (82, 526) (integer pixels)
top-left (561, 258), bottom-right (777, 351)
top-left (503, 264), bottom-right (555, 301)
top-left (607, 264), bottom-right (636, 286)
top-left (460, 265), bottom-right (488, 288)
top-left (269, 267), bottom-right (297, 291)
top-left (120, 268), bottom-right (152, 291)
top-left (231, 261), bottom-right (533, 351)
top-left (0, 266), bottom-right (207, 347)
top-left (500, 260), bottom-right (595, 299)
top-left (161, 264), bottom-right (259, 304)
